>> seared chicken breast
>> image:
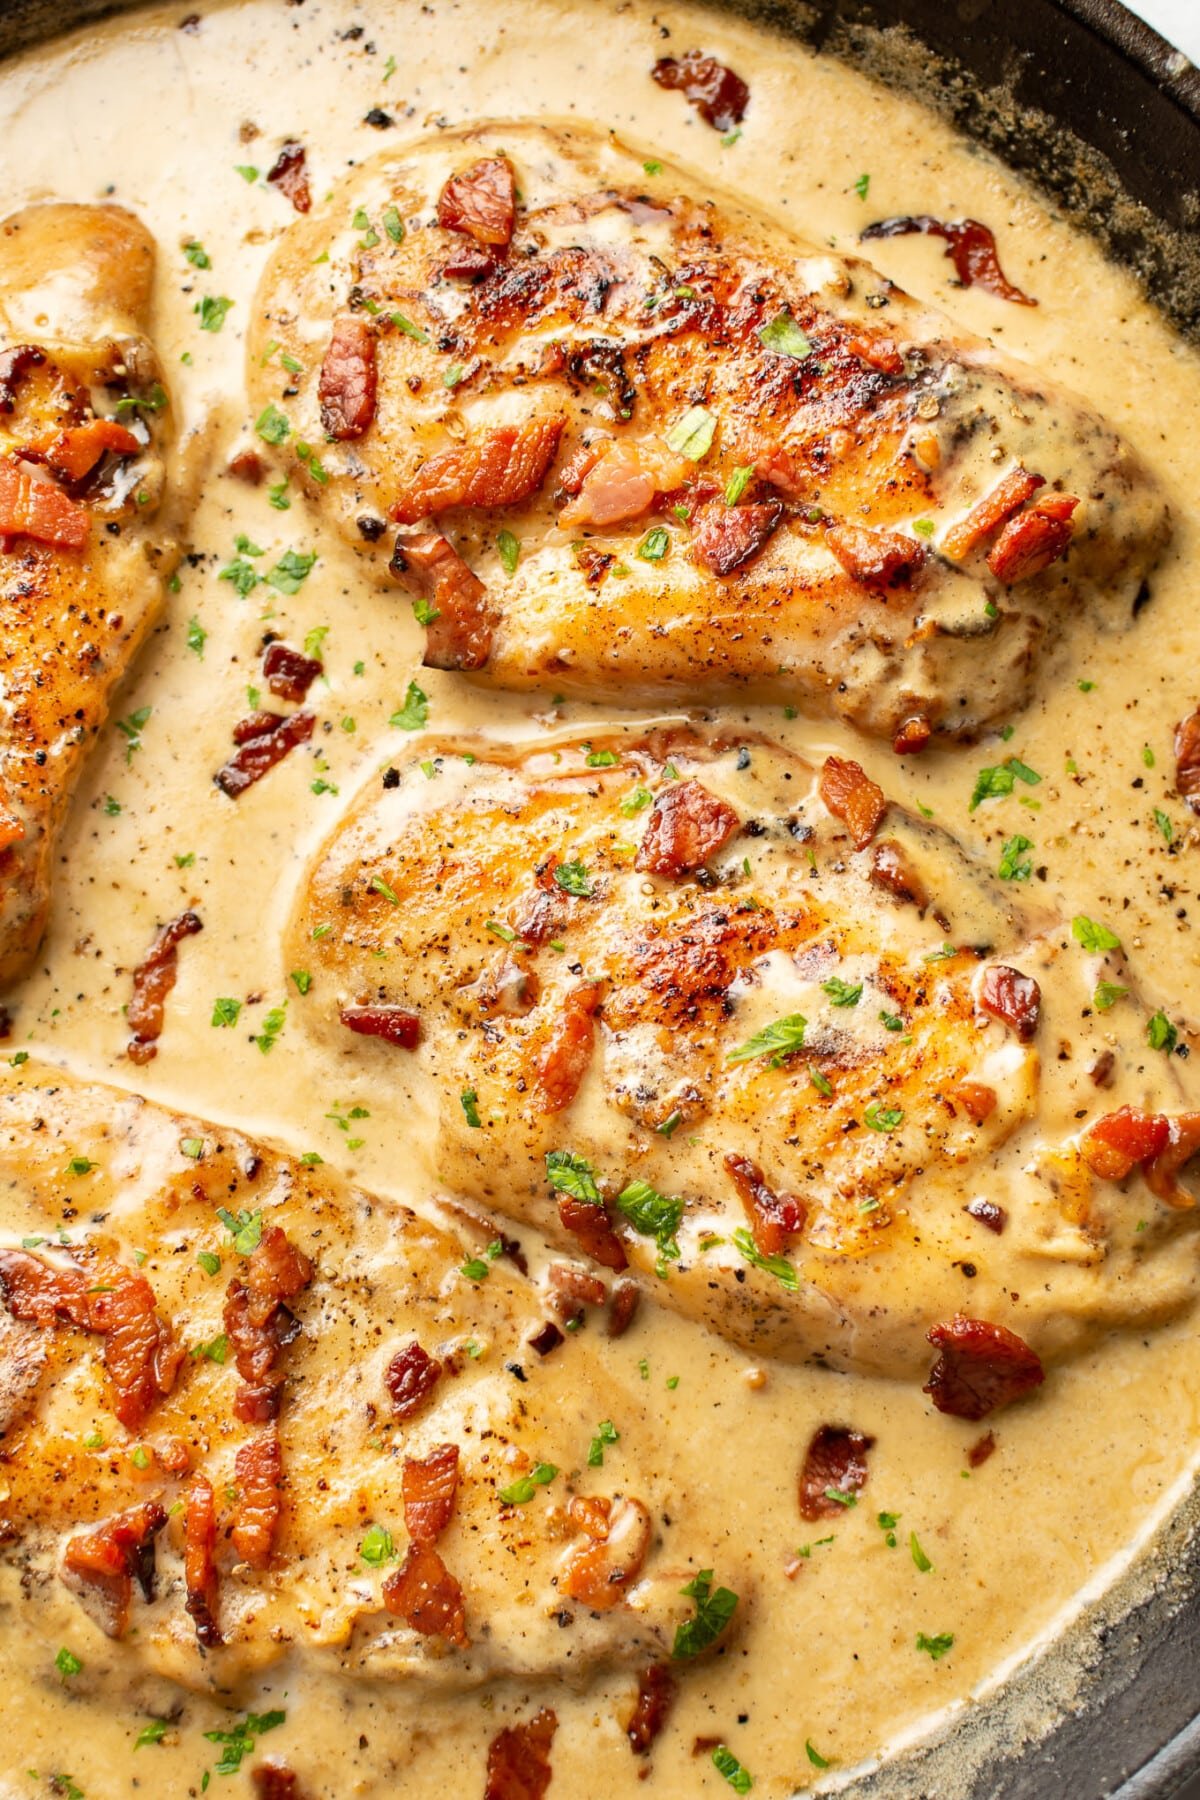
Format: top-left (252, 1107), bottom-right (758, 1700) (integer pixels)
top-left (286, 729), bottom-right (1200, 1378)
top-left (0, 1064), bottom-right (724, 1697)
top-left (248, 121), bottom-right (1166, 742)
top-left (0, 204), bottom-right (173, 986)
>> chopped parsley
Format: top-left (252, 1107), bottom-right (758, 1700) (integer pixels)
top-left (382, 204), bottom-right (404, 243)
top-left (877, 1510), bottom-right (900, 1547)
top-left (460, 1087), bottom-right (482, 1128)
top-left (390, 681), bottom-right (429, 730)
top-left (864, 1101), bottom-right (903, 1133)
top-left (1093, 981), bottom-right (1127, 1012)
top-left (195, 294), bottom-right (234, 333)
top-left (620, 785), bottom-right (653, 816)
top-left (616, 1177), bottom-right (683, 1267)
top-left (587, 1419), bottom-right (620, 1467)
top-left (821, 976), bottom-right (862, 1008)
top-left (359, 1524), bottom-right (395, 1566)
top-left (806, 1739), bottom-right (831, 1769)
top-left (55, 1647), bottom-right (83, 1678)
top-left (724, 464), bottom-right (754, 506)
top-left (254, 1004), bottom-right (287, 1054)
top-left (879, 1009), bottom-right (904, 1031)
top-left (809, 1066), bottom-right (833, 1097)
top-left (196, 1250), bottom-right (222, 1278)
top-left (211, 996), bottom-right (242, 1028)
top-left (460, 1237), bottom-right (504, 1283)
top-left (636, 525), bottom-right (670, 561)
top-left (498, 1462), bottom-right (557, 1505)
top-left (1147, 1010), bottom-right (1178, 1053)
top-left (727, 1013), bottom-right (807, 1067)
top-left (586, 748), bottom-right (618, 768)
top-left (997, 833), bottom-right (1034, 881)
top-left (134, 1719), bottom-right (170, 1749)
top-left (712, 1746), bottom-right (753, 1793)
top-left (66, 1157), bottom-right (94, 1176)
top-left (545, 1149), bottom-right (602, 1205)
top-left (1154, 808), bottom-right (1174, 845)
top-left (369, 874), bottom-right (402, 906)
top-left (910, 1531), bottom-right (932, 1573)
top-left (732, 1226), bottom-right (798, 1291)
top-left (186, 615), bottom-right (207, 657)
top-left (553, 859), bottom-right (593, 897)
top-left (266, 548), bottom-right (317, 595)
top-left (179, 1136), bottom-right (206, 1160)
top-left (497, 528), bottom-right (521, 575)
top-left (390, 311), bottom-right (430, 344)
top-left (1072, 915), bottom-right (1122, 953)
top-left (672, 1569), bottom-right (739, 1660)
top-left (184, 239), bottom-right (211, 268)
top-left (916, 1631), bottom-right (955, 1661)
top-left (412, 596), bottom-right (440, 626)
top-left (854, 172), bottom-right (871, 200)
top-left (758, 310), bottom-right (812, 360)
top-left (255, 403), bottom-right (291, 445)
top-left (217, 1207), bottom-right (262, 1256)
top-left (664, 404), bottom-right (717, 462)
top-left (969, 756), bottom-right (1041, 811)
top-left (203, 1709), bottom-right (286, 1776)
top-left (190, 1333), bottom-right (228, 1365)
top-left (116, 705), bottom-right (152, 762)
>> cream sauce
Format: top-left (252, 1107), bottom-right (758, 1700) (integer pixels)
top-left (2, 0), bottom-right (1200, 1794)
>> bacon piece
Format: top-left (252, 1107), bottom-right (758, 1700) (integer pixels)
top-left (382, 1541), bottom-right (469, 1646)
top-left (61, 1501), bottom-right (167, 1639)
top-left (626, 1665), bottom-right (676, 1756)
top-left (924, 1316), bottom-right (1044, 1420)
top-left (224, 1225), bottom-right (312, 1421)
top-left (825, 520), bottom-right (925, 590)
top-left (1079, 1105), bottom-right (1170, 1181)
top-left (954, 1082), bottom-right (998, 1126)
top-left (987, 494), bottom-right (1078, 584)
top-left (266, 139), bottom-right (311, 212)
top-left (485, 1710), bottom-right (557, 1800)
top-left (798, 1424), bottom-right (874, 1521)
top-left (558, 1193), bottom-right (628, 1273)
top-left (535, 982), bottom-right (600, 1114)
top-left (90, 1267), bottom-right (178, 1432)
top-left (941, 466), bottom-right (1044, 562)
top-left (215, 710), bottom-right (314, 799)
top-left (547, 1261), bottom-right (609, 1321)
top-left (724, 1152), bottom-right (805, 1257)
top-left (651, 50), bottom-right (749, 131)
top-left (845, 329), bottom-right (905, 376)
top-left (126, 908), bottom-right (203, 1065)
top-left (340, 1003), bottom-right (421, 1049)
top-left (42, 419), bottom-right (141, 483)
top-left (869, 839), bottom-right (929, 911)
top-left (861, 215), bottom-right (1037, 306)
top-left (561, 1494), bottom-right (652, 1611)
top-left (635, 779), bottom-right (739, 878)
top-left (979, 964), bottom-right (1041, 1042)
top-left (1175, 708), bottom-right (1200, 813)
top-left (386, 1340), bottom-right (443, 1418)
top-left (608, 1278), bottom-right (640, 1339)
top-left (437, 156), bottom-right (516, 249)
top-left (391, 419), bottom-right (563, 524)
top-left (0, 455), bottom-right (89, 549)
top-left (819, 755), bottom-right (887, 850)
top-left (262, 640), bottom-right (323, 703)
top-left (389, 528), bottom-right (494, 672)
top-left (559, 440), bottom-right (688, 528)
top-left (692, 497), bottom-right (783, 576)
top-left (403, 1443), bottom-right (460, 1545)
top-left (964, 1196), bottom-right (1006, 1232)
top-left (184, 1473), bottom-right (223, 1647)
top-left (893, 715), bottom-right (932, 756)
top-left (249, 1225), bottom-right (313, 1302)
top-left (0, 1247), bottom-right (90, 1326)
top-left (318, 314), bottom-right (376, 440)
top-left (228, 448), bottom-right (264, 484)
top-left (0, 344), bottom-right (45, 412)
top-left (440, 243), bottom-right (499, 282)
top-left (252, 1767), bottom-right (307, 1800)
top-left (968, 1430), bottom-right (997, 1468)
top-left (233, 710), bottom-right (286, 744)
top-left (1145, 1113), bottom-right (1200, 1210)
top-left (231, 1428), bottom-right (283, 1568)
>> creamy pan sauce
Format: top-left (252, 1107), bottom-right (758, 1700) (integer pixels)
top-left (2, 1), bottom-right (1200, 1794)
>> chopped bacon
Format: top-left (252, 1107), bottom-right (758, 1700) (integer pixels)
top-left (0, 454), bottom-right (90, 550)
top-left (608, 1279), bottom-right (641, 1339)
top-left (231, 1428), bottom-right (283, 1568)
top-left (979, 964), bottom-right (1041, 1042)
top-left (437, 156), bottom-right (517, 249)
top-left (635, 779), bottom-right (739, 877)
top-left (90, 1267), bottom-right (179, 1432)
top-left (626, 1665), bottom-right (676, 1756)
top-left (1175, 708), bottom-right (1200, 813)
top-left (968, 1430), bottom-right (997, 1467)
top-left (485, 1709), bottom-right (558, 1800)
top-left (228, 448), bottom-right (264, 484)
top-left (861, 215), bottom-right (1037, 306)
top-left (224, 1225), bottom-right (312, 1421)
top-left (215, 710), bottom-right (314, 799)
top-left (382, 1541), bottom-right (469, 1646)
top-left (184, 1472), bottom-right (223, 1648)
top-left (62, 1500), bottom-right (167, 1639)
top-left (391, 419), bottom-right (564, 524)
top-left (561, 1494), bottom-right (652, 1611)
top-left (535, 982), bottom-right (600, 1113)
top-left (825, 520), bottom-right (926, 590)
top-left (964, 1196), bottom-right (1006, 1232)
top-left (556, 436), bottom-right (608, 500)
top-left (252, 1766), bottom-right (307, 1800)
top-left (651, 50), bottom-right (749, 131)
top-left (819, 755), bottom-right (887, 850)
top-left (528, 1318), bottom-right (564, 1356)
top-left (941, 466), bottom-right (1044, 562)
top-left (558, 1194), bottom-right (628, 1272)
top-left (249, 1225), bottom-right (314, 1303)
top-left (547, 1261), bottom-right (609, 1321)
top-left (559, 440), bottom-right (688, 528)
top-left (233, 710), bottom-right (287, 744)
top-left (318, 314), bottom-right (377, 440)
top-left (845, 329), bottom-right (905, 376)
top-left (340, 1003), bottom-right (421, 1049)
top-left (955, 1082), bottom-right (998, 1126)
top-left (386, 1340), bottom-right (443, 1418)
top-left (0, 344), bottom-right (45, 412)
top-left (893, 715), bottom-right (932, 756)
top-left (924, 1316), bottom-right (1044, 1420)
top-left (1079, 1105), bottom-right (1170, 1181)
top-left (127, 908), bottom-right (203, 1065)
top-left (869, 839), bottom-right (930, 911)
top-left (440, 243), bottom-right (499, 282)
top-left (692, 497), bottom-right (783, 576)
top-left (987, 494), bottom-right (1078, 584)
top-left (403, 1443), bottom-right (459, 1545)
top-left (389, 528), bottom-right (494, 672)
top-left (43, 419), bottom-right (141, 483)
top-left (724, 1152), bottom-right (805, 1257)
top-left (1145, 1113), bottom-right (1200, 1209)
top-left (798, 1424), bottom-right (874, 1521)
top-left (266, 139), bottom-right (311, 212)
top-left (0, 1247), bottom-right (90, 1326)
top-left (262, 640), bottom-right (323, 703)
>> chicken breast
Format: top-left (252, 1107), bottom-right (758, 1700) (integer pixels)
top-left (285, 728), bottom-right (1200, 1379)
top-left (0, 1061), bottom-right (729, 1699)
top-left (0, 203), bottom-right (174, 986)
top-left (247, 120), bottom-right (1166, 742)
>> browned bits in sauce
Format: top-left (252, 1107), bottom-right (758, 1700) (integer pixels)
top-left (262, 639), bottom-right (322, 702)
top-left (691, 495), bottom-right (783, 575)
top-left (61, 1500), bottom-right (167, 1639)
top-left (964, 1197), bottom-right (1007, 1234)
top-left (385, 1339), bottom-right (443, 1418)
top-left (979, 964), bottom-right (1041, 1041)
top-left (126, 908), bottom-right (203, 1064)
top-left (215, 709), bottom-right (314, 798)
top-left (798, 1423), bottom-right (875, 1520)
top-left (265, 139), bottom-right (311, 211)
top-left (528, 1318), bottom-right (565, 1355)
top-left (818, 754), bottom-right (888, 850)
top-left (626, 1664), bottom-right (677, 1756)
top-left (382, 1541), bottom-right (469, 1646)
top-left (635, 778), bottom-right (739, 877)
top-left (724, 1151), bottom-right (805, 1257)
top-left (339, 1003), bottom-right (421, 1049)
top-left (967, 1430), bottom-right (998, 1468)
top-left (924, 1316), bottom-right (1044, 1420)
top-left (437, 155), bottom-right (517, 248)
top-left (318, 314), bottom-right (377, 439)
top-left (1174, 706), bottom-right (1200, 812)
top-left (650, 49), bottom-right (749, 132)
top-left (825, 520), bottom-right (926, 590)
top-left (861, 214), bottom-right (1038, 306)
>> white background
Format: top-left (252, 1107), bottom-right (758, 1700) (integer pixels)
top-left (1134, 0), bottom-right (1200, 59)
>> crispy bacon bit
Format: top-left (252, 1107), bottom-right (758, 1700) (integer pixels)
top-left (391, 419), bottom-right (564, 524)
top-left (724, 1152), bottom-right (805, 1257)
top-left (968, 1430), bottom-right (997, 1467)
top-left (403, 1443), bottom-right (460, 1545)
top-left (559, 441), bottom-right (657, 528)
top-left (535, 982), bottom-right (600, 1114)
top-left (184, 1473), bottom-right (223, 1647)
top-left (127, 909), bottom-right (203, 1065)
top-left (437, 156), bottom-right (516, 249)
top-left (1145, 1113), bottom-right (1200, 1209)
top-left (825, 520), bottom-right (926, 590)
top-left (318, 314), bottom-right (376, 440)
top-left (228, 448), bottom-right (264, 484)
top-left (0, 455), bottom-right (90, 550)
top-left (1079, 1106), bottom-right (1169, 1181)
top-left (547, 1261), bottom-right (609, 1321)
top-left (869, 839), bottom-right (929, 911)
top-left (43, 419), bottom-right (141, 483)
top-left (61, 1501), bottom-right (166, 1639)
top-left (954, 1082), bottom-right (998, 1126)
top-left (0, 1247), bottom-right (89, 1326)
top-left (528, 1318), bottom-right (565, 1356)
top-left (941, 466), bottom-right (1044, 562)
top-left (798, 1424), bottom-right (874, 1521)
top-left (266, 140), bottom-right (311, 212)
top-left (234, 710), bottom-right (286, 744)
top-left (651, 50), bottom-right (749, 131)
top-left (382, 1541), bottom-right (469, 1646)
top-left (635, 780), bottom-right (739, 878)
top-left (965, 1197), bottom-right (1006, 1233)
top-left (692, 497), bottom-right (783, 576)
top-left (979, 964), bottom-right (1041, 1042)
top-left (215, 710), bottom-right (314, 799)
top-left (91, 1267), bottom-right (179, 1432)
top-left (558, 1193), bottom-right (628, 1273)
top-left (987, 493), bottom-right (1078, 584)
top-left (1175, 708), bottom-right (1200, 813)
top-left (0, 344), bottom-right (45, 412)
top-left (224, 1226), bottom-right (312, 1422)
top-left (440, 243), bottom-right (499, 283)
top-left (252, 1766), bottom-right (306, 1800)
top-left (262, 640), bottom-right (323, 702)
top-left (819, 755), bottom-right (887, 850)
top-left (608, 1279), bottom-right (641, 1339)
top-left (861, 215), bottom-right (1037, 306)
top-left (485, 1709), bottom-right (558, 1800)
top-left (386, 1340), bottom-right (443, 1418)
top-left (924, 1316), bottom-right (1044, 1420)
top-left (340, 1003), bottom-right (421, 1049)
top-left (626, 1665), bottom-right (676, 1756)
top-left (893, 715), bottom-right (932, 756)
top-left (230, 1428), bottom-right (283, 1568)
top-left (389, 528), bottom-right (494, 672)
top-left (560, 1495), bottom-right (652, 1610)
top-left (250, 1226), bottom-right (313, 1302)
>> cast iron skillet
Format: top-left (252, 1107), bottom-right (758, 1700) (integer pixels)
top-left (2, 0), bottom-right (1199, 1792)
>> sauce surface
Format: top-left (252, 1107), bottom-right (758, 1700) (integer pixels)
top-left (2, 0), bottom-right (1200, 1794)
